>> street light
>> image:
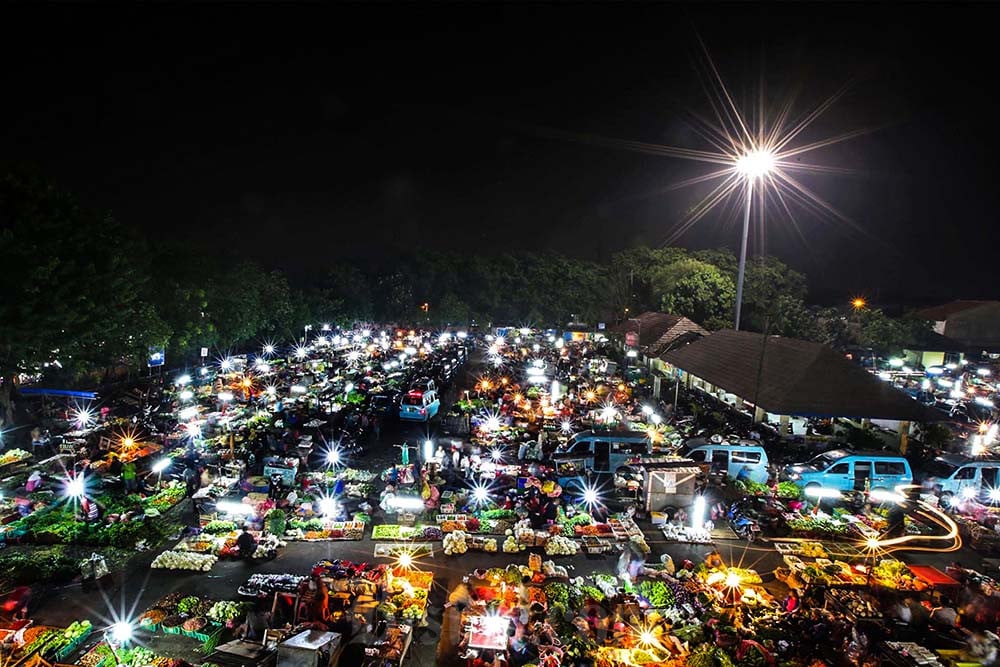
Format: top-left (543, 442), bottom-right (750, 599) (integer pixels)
top-left (733, 148), bottom-right (775, 330)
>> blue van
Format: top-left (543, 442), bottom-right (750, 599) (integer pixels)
top-left (553, 430), bottom-right (650, 492)
top-left (782, 449), bottom-right (913, 493)
top-left (399, 388), bottom-right (440, 422)
top-left (922, 454), bottom-right (1000, 506)
top-left (680, 438), bottom-right (770, 484)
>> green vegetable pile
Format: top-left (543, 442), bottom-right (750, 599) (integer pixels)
top-left (177, 596), bottom-right (201, 614)
top-left (289, 517), bottom-right (326, 531)
top-left (202, 520), bottom-right (237, 535)
top-left (637, 579), bottom-right (675, 607)
top-left (265, 509), bottom-right (287, 536)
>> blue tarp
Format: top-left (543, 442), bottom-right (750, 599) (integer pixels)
top-left (18, 388), bottom-right (98, 399)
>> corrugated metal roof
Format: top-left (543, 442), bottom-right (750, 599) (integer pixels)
top-left (914, 300), bottom-right (997, 321)
top-left (663, 329), bottom-right (939, 421)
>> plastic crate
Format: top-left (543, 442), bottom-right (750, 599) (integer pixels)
top-left (162, 624), bottom-right (184, 635)
top-left (182, 622), bottom-right (221, 643)
top-left (55, 628), bottom-right (93, 660)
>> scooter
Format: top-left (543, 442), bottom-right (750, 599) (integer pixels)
top-left (727, 501), bottom-right (762, 542)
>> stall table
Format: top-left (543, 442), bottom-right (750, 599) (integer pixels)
top-left (907, 565), bottom-right (961, 589)
top-left (464, 615), bottom-right (509, 651)
top-left (277, 629), bottom-right (341, 667)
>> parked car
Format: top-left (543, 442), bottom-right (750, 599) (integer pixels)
top-left (399, 388), bottom-right (440, 422)
top-left (680, 437), bottom-right (770, 484)
top-left (922, 454), bottom-right (1000, 505)
top-left (782, 449), bottom-right (913, 494)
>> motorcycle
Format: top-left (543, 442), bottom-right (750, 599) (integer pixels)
top-left (727, 501), bottom-right (762, 542)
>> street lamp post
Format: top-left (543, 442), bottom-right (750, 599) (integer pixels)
top-left (733, 149), bottom-right (774, 330)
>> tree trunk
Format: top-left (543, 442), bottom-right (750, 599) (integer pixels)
top-left (0, 376), bottom-right (15, 427)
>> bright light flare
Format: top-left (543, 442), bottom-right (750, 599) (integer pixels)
top-left (580, 483), bottom-right (604, 511)
top-left (326, 449), bottom-right (342, 466)
top-left (691, 495), bottom-right (705, 530)
top-left (735, 148), bottom-right (775, 179)
top-left (851, 297), bottom-right (867, 310)
top-left (65, 475), bottom-right (86, 499)
top-left (295, 346), bottom-right (308, 360)
top-left (152, 458), bottom-right (171, 474)
top-left (724, 571), bottom-right (742, 589)
top-left (471, 482), bottom-right (492, 506)
top-left (110, 622), bottom-right (133, 644)
top-left (397, 551), bottom-right (413, 569)
top-left (72, 407), bottom-right (95, 429)
top-left (560, 420), bottom-right (574, 434)
top-left (804, 486), bottom-right (842, 500)
top-left (318, 496), bottom-right (338, 517)
top-left (263, 344), bottom-right (275, 356)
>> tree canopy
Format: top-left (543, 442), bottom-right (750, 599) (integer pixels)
top-left (0, 171), bottom-right (934, 423)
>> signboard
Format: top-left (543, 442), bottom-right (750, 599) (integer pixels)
top-left (200, 347), bottom-right (209, 358)
top-left (147, 346), bottom-right (165, 368)
top-left (598, 322), bottom-right (606, 330)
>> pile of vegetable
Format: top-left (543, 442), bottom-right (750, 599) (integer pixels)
top-left (202, 520), bottom-right (237, 535)
top-left (151, 550), bottom-right (217, 571)
top-left (637, 579), bottom-right (675, 607)
top-left (0, 448), bottom-right (31, 466)
top-left (443, 530), bottom-right (468, 555)
top-left (544, 535), bottom-right (579, 556)
top-left (208, 600), bottom-right (250, 623)
top-left (502, 535), bottom-right (523, 553)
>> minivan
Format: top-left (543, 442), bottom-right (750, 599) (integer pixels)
top-left (782, 449), bottom-right (913, 493)
top-left (923, 454), bottom-right (1000, 505)
top-left (553, 430), bottom-right (650, 492)
top-left (680, 437), bottom-right (770, 484)
top-left (399, 388), bottom-right (440, 422)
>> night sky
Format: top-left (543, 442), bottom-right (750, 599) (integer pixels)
top-left (4, 3), bottom-right (999, 305)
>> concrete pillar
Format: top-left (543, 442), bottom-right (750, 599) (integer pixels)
top-left (779, 414), bottom-right (790, 436)
top-left (898, 421), bottom-right (910, 454)
top-left (753, 406), bottom-right (766, 423)
top-left (861, 418), bottom-right (871, 430)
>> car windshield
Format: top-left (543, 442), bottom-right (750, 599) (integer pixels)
top-left (809, 452), bottom-right (843, 468)
top-left (923, 459), bottom-right (960, 479)
top-left (402, 394), bottom-right (423, 406)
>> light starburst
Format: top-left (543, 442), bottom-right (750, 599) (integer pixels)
top-left (537, 41), bottom-right (872, 251)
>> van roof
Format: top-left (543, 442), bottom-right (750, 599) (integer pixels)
top-left (936, 453), bottom-right (1000, 466)
top-left (685, 438), bottom-right (761, 449)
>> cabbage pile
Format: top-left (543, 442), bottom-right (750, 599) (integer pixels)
top-left (151, 550), bottom-right (218, 571)
top-left (544, 535), bottom-right (579, 556)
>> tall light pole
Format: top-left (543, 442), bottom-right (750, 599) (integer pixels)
top-left (733, 149), bottom-right (775, 330)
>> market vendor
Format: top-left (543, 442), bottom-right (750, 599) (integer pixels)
top-left (236, 525), bottom-right (257, 559)
top-left (122, 459), bottom-right (137, 493)
top-left (25, 470), bottom-right (42, 493)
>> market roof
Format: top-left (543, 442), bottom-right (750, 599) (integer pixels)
top-left (914, 300), bottom-right (1000, 321)
top-left (902, 328), bottom-right (967, 353)
top-left (663, 329), bottom-right (941, 421)
top-left (609, 312), bottom-right (709, 354)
